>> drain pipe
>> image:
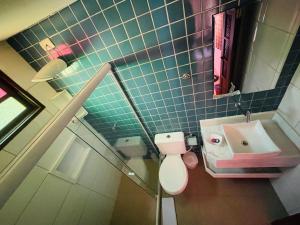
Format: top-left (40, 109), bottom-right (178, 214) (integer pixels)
top-left (0, 63), bottom-right (111, 207)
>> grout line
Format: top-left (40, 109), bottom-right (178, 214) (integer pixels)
top-left (164, 0), bottom-right (190, 132)
top-left (112, 0), bottom-right (161, 133)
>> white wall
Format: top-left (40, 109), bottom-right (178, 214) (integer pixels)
top-left (0, 123), bottom-right (122, 225)
top-left (0, 41), bottom-right (59, 176)
top-left (0, 0), bottom-right (76, 41)
top-left (272, 64), bottom-right (300, 215)
top-left (0, 41), bottom-right (58, 205)
top-left (242, 0), bottom-right (300, 93)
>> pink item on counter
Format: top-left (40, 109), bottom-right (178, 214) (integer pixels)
top-left (0, 88), bottom-right (7, 98)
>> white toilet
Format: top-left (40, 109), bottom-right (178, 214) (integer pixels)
top-left (155, 132), bottom-right (189, 195)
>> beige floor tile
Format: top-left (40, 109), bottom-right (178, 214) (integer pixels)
top-left (111, 175), bottom-right (156, 225)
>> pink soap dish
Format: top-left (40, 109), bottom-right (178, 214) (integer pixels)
top-left (208, 134), bottom-right (223, 146)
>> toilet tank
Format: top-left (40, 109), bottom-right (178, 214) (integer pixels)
top-left (115, 136), bottom-right (147, 158)
top-left (154, 132), bottom-right (186, 155)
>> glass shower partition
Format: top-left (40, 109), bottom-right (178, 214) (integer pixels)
top-left (66, 69), bottom-right (160, 195)
top-left (0, 63), bottom-right (160, 225)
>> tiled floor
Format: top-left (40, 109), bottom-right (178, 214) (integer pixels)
top-left (111, 174), bottom-right (156, 225)
top-left (165, 157), bottom-right (287, 225)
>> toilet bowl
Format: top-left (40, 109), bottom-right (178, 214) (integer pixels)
top-left (159, 154), bottom-right (188, 195)
top-left (155, 132), bottom-right (189, 195)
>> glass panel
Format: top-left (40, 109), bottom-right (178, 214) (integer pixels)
top-left (0, 71), bottom-right (45, 149)
top-left (0, 97), bottom-right (26, 130)
top-left (47, 60), bottom-right (159, 193)
top-left (65, 71), bottom-right (159, 194)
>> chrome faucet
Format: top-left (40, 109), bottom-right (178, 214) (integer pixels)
top-left (234, 102), bottom-right (251, 123)
top-left (245, 110), bottom-right (251, 123)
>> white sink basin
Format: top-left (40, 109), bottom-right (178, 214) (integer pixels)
top-left (222, 120), bottom-right (281, 159)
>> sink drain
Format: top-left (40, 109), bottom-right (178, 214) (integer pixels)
top-left (241, 140), bottom-right (248, 146)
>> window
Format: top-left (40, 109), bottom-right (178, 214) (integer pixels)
top-left (0, 70), bottom-right (44, 149)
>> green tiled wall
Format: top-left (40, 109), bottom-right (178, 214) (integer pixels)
top-left (8, 0), bottom-right (300, 149)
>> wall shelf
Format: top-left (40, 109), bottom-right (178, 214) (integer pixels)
top-left (51, 137), bottom-right (90, 183)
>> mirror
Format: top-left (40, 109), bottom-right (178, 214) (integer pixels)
top-left (213, 0), bottom-right (299, 97)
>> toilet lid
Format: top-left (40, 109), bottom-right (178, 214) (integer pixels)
top-left (159, 154), bottom-right (188, 195)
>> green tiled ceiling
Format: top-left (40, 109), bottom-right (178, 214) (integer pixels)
top-left (8, 0), bottom-right (300, 150)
